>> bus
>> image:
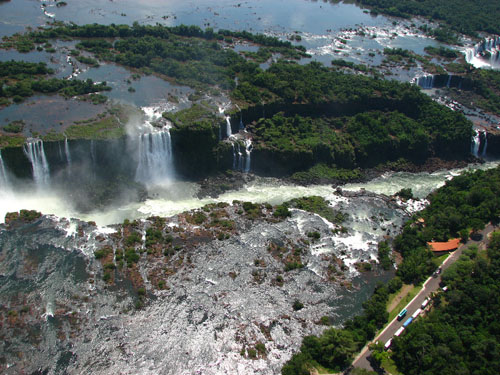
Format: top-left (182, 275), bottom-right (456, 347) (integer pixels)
top-left (384, 338), bottom-right (392, 350)
top-left (403, 317), bottom-right (413, 328)
top-left (394, 327), bottom-right (405, 337)
top-left (412, 308), bottom-right (422, 319)
top-left (421, 298), bottom-right (430, 309)
top-left (397, 308), bottom-right (407, 321)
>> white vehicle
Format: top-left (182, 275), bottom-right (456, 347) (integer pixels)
top-left (384, 338), bottom-right (392, 350)
top-left (421, 298), bottom-right (430, 309)
top-left (394, 327), bottom-right (405, 337)
top-left (411, 308), bottom-right (422, 319)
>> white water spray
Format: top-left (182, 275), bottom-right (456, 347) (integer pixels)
top-left (23, 139), bottom-right (50, 187)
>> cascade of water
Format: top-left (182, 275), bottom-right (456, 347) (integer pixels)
top-left (58, 141), bottom-right (64, 161)
top-left (225, 116), bottom-right (232, 138)
top-left (237, 143), bottom-right (243, 171)
top-left (482, 132), bottom-right (488, 157)
top-left (417, 75), bottom-right (434, 89)
top-left (135, 129), bottom-right (174, 184)
top-left (232, 142), bottom-right (237, 170)
top-left (0, 150), bottom-right (10, 189)
top-left (64, 138), bottom-right (72, 165)
top-left (23, 139), bottom-right (50, 186)
top-left (446, 75), bottom-right (452, 88)
top-left (465, 35), bottom-right (500, 68)
top-left (90, 140), bottom-right (96, 165)
top-left (244, 139), bottom-right (252, 173)
top-left (471, 130), bottom-right (481, 157)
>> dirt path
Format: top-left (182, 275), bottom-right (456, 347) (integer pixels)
top-left (387, 284), bottom-right (413, 312)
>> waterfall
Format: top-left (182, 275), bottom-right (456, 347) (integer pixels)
top-left (0, 150), bottom-right (10, 189)
top-left (225, 116), bottom-right (232, 138)
top-left (482, 133), bottom-right (488, 157)
top-left (417, 75), bottom-right (434, 89)
top-left (135, 129), bottom-right (174, 184)
top-left (64, 138), bottom-right (72, 166)
top-left (231, 142), bottom-right (236, 170)
top-left (244, 139), bottom-right (252, 173)
top-left (90, 140), bottom-right (96, 165)
top-left (446, 75), bottom-right (452, 88)
top-left (23, 139), bottom-right (50, 186)
top-left (471, 130), bottom-right (481, 157)
top-left (464, 35), bottom-right (500, 69)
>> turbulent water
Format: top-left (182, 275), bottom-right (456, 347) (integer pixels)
top-left (1, 0), bottom-right (500, 374)
top-left (0, 161), bottom-right (498, 227)
top-left (0, 191), bottom-right (400, 374)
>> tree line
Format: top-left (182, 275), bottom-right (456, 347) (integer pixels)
top-left (282, 166), bottom-right (500, 374)
top-left (392, 232), bottom-right (500, 375)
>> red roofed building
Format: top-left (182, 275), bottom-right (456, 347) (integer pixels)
top-left (427, 238), bottom-right (461, 253)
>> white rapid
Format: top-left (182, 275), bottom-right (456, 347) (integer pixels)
top-left (464, 36), bottom-right (500, 69)
top-left (0, 161), bottom-right (498, 227)
top-left (23, 139), bottom-right (50, 187)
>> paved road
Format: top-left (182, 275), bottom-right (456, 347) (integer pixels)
top-left (351, 223), bottom-right (497, 372)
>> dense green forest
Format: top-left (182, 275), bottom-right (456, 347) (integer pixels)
top-left (395, 166), bottom-right (500, 283)
top-left (0, 60), bottom-right (110, 107)
top-left (282, 166), bottom-right (500, 374)
top-left (353, 0), bottom-right (500, 36)
top-left (240, 61), bottom-right (472, 166)
top-left (392, 233), bottom-right (500, 375)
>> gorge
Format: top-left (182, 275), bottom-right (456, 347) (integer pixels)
top-left (1, 1), bottom-right (500, 374)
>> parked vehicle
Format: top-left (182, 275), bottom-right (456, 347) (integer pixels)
top-left (411, 308), bottom-right (422, 319)
top-left (421, 298), bottom-right (430, 309)
top-left (384, 338), bottom-right (392, 350)
top-left (403, 317), bottom-right (413, 328)
top-left (394, 327), bottom-right (405, 337)
top-left (397, 308), bottom-right (407, 321)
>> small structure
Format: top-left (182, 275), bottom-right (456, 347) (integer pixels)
top-left (427, 238), bottom-right (460, 254)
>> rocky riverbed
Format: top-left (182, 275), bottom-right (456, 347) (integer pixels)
top-left (0, 190), bottom-right (417, 374)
